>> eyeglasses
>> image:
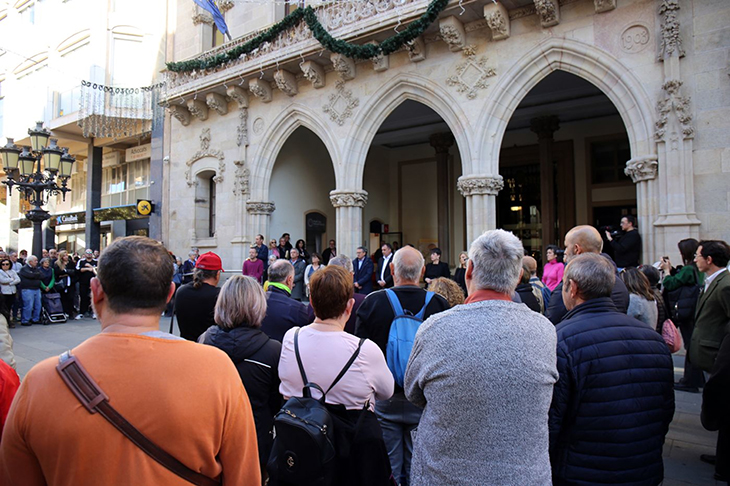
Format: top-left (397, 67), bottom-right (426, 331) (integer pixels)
top-left (1, 263), bottom-right (9, 266)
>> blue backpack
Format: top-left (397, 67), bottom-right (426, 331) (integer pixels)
top-left (385, 289), bottom-right (434, 388)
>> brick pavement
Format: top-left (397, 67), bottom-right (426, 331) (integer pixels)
top-left (6, 317), bottom-right (723, 485)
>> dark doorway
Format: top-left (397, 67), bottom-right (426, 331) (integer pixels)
top-left (305, 212), bottom-right (326, 254)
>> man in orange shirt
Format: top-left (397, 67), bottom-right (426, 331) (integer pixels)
top-left (0, 236), bottom-right (261, 486)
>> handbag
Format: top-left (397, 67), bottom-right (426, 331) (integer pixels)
top-left (56, 351), bottom-right (220, 486)
top-left (661, 319), bottom-right (683, 353)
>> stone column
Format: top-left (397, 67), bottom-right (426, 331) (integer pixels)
top-left (245, 201), bottom-right (275, 256)
top-left (457, 175), bottom-right (504, 245)
top-left (330, 190), bottom-right (368, 258)
top-left (429, 133), bottom-right (454, 262)
top-left (625, 156), bottom-right (659, 263)
top-left (530, 115), bottom-right (560, 249)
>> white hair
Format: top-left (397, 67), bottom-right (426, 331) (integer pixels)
top-left (393, 248), bottom-right (424, 283)
top-left (468, 229), bottom-right (524, 295)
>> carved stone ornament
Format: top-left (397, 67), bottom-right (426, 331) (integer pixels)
top-left (624, 156), bottom-right (658, 183)
top-left (594, 0), bottom-right (617, 14)
top-left (406, 36), bottom-right (426, 62)
top-left (246, 201), bottom-right (276, 215)
top-left (192, 10), bottom-right (214, 26)
top-left (226, 85), bottom-right (249, 108)
top-left (368, 41), bottom-right (389, 73)
top-left (252, 117), bottom-right (265, 135)
top-left (248, 78), bottom-right (272, 103)
top-left (237, 107), bottom-right (249, 147)
top-left (300, 61), bottom-right (325, 89)
top-left (329, 190), bottom-right (368, 208)
top-left (205, 92), bottom-right (228, 116)
top-left (484, 3), bottom-right (510, 41)
top-left (185, 128), bottom-right (225, 187)
top-left (274, 70), bottom-right (298, 97)
top-left (439, 16), bottom-right (466, 52)
top-left (621, 24), bottom-right (651, 54)
top-left (446, 46), bottom-right (497, 100)
top-left (233, 160), bottom-right (250, 196)
top-left (168, 104), bottom-right (191, 126)
top-left (217, 0), bottom-right (233, 13)
top-left (330, 53), bottom-right (355, 81)
top-left (655, 80), bottom-right (694, 140)
top-left (457, 175), bottom-right (505, 196)
top-left (659, 0), bottom-right (684, 59)
top-left (323, 80), bottom-right (359, 126)
top-left (534, 0), bottom-right (559, 28)
top-left (187, 99), bottom-right (209, 121)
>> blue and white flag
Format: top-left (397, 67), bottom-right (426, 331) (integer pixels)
top-left (193, 0), bottom-right (231, 40)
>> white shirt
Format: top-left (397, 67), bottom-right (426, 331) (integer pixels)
top-left (380, 254), bottom-right (392, 281)
top-left (704, 267), bottom-right (727, 291)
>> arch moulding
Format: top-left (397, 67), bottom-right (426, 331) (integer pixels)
top-left (342, 73), bottom-right (474, 190)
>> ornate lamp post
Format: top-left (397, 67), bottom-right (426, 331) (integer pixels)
top-left (1, 122), bottom-right (76, 257)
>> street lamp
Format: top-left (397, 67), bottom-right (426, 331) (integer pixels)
top-left (1, 122), bottom-right (76, 257)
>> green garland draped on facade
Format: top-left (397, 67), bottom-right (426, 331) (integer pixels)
top-left (166, 0), bottom-right (449, 73)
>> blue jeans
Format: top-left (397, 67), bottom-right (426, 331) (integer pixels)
top-left (21, 289), bottom-right (41, 323)
top-left (375, 392), bottom-right (423, 486)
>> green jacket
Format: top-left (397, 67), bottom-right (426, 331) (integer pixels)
top-left (690, 270), bottom-right (730, 372)
top-left (662, 264), bottom-right (703, 292)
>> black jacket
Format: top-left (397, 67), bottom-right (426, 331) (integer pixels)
top-left (547, 269), bottom-right (629, 324)
top-left (549, 298), bottom-right (675, 486)
top-left (18, 265), bottom-right (42, 290)
top-left (353, 257), bottom-right (374, 294)
top-left (424, 262), bottom-right (451, 282)
top-left (260, 285), bottom-right (309, 342)
top-left (610, 230), bottom-right (642, 268)
top-left (701, 333), bottom-right (730, 478)
top-left (174, 282), bottom-right (220, 341)
top-left (515, 283), bottom-right (541, 313)
top-left (375, 256), bottom-right (394, 289)
top-left (307, 292), bottom-right (365, 334)
top-left (202, 325), bottom-right (282, 467)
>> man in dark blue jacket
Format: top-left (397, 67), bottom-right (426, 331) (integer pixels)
top-left (260, 259), bottom-right (309, 342)
top-left (549, 253), bottom-right (675, 486)
top-left (547, 225), bottom-right (629, 324)
top-left (353, 246), bottom-right (374, 295)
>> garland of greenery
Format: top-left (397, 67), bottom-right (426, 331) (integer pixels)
top-left (167, 0), bottom-right (449, 73)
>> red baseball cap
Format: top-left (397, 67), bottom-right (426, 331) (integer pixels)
top-left (195, 252), bottom-right (224, 271)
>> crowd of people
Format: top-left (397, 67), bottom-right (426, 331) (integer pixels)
top-left (0, 215), bottom-right (728, 485)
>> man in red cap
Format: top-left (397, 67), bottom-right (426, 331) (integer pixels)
top-left (174, 252), bottom-right (223, 341)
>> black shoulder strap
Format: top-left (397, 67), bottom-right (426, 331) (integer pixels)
top-left (56, 351), bottom-right (220, 486)
top-left (293, 327), bottom-right (365, 399)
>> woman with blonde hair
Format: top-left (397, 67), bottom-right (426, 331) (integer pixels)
top-left (53, 250), bottom-right (76, 318)
top-left (200, 275), bottom-right (282, 483)
top-left (453, 251), bottom-right (469, 297)
top-left (427, 277), bottom-right (465, 308)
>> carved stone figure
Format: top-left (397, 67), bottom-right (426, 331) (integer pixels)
top-left (248, 78), bottom-right (272, 103)
top-left (534, 0), bottom-right (559, 27)
top-left (329, 191), bottom-right (368, 208)
top-left (205, 93), bottom-right (228, 116)
top-left (594, 0), bottom-right (617, 14)
top-left (226, 85), bottom-right (249, 108)
top-left (187, 99), bottom-right (209, 121)
top-left (274, 70), bottom-right (298, 96)
top-left (439, 16), bottom-right (466, 52)
top-left (406, 36), bottom-right (426, 62)
top-left (237, 107), bottom-right (249, 147)
top-left (168, 104), bottom-right (191, 126)
top-left (484, 3), bottom-right (510, 41)
top-left (658, 0), bottom-right (684, 59)
top-left (300, 61), bottom-right (326, 88)
top-left (330, 53), bottom-right (355, 81)
top-left (624, 156), bottom-right (658, 183)
top-left (233, 160), bottom-right (250, 196)
top-left (457, 175), bottom-right (505, 196)
top-left (655, 80), bottom-right (694, 139)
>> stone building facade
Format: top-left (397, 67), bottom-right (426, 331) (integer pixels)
top-left (162, 0), bottom-right (729, 269)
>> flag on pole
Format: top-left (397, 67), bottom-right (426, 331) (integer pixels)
top-left (192, 0), bottom-right (231, 41)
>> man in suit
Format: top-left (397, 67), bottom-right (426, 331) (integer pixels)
top-left (289, 248), bottom-right (307, 302)
top-left (546, 226), bottom-right (629, 324)
top-left (691, 239), bottom-right (730, 481)
top-left (353, 246), bottom-right (374, 295)
top-left (376, 243), bottom-right (394, 290)
top-left (260, 259), bottom-right (309, 342)
top-left (702, 333), bottom-right (730, 482)
top-left (254, 234), bottom-right (269, 272)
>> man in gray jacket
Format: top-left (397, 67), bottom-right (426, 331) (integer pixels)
top-left (405, 230), bottom-right (558, 485)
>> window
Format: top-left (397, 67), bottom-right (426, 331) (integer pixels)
top-left (101, 159), bottom-right (150, 207)
top-left (285, 0), bottom-right (305, 15)
top-left (212, 24), bottom-right (225, 48)
top-left (590, 138), bottom-right (631, 184)
top-left (209, 176), bottom-right (216, 237)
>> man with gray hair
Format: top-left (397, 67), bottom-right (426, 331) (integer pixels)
top-left (18, 255), bottom-right (42, 326)
top-left (355, 246), bottom-right (450, 486)
top-left (260, 259), bottom-right (308, 342)
top-left (548, 253), bottom-right (674, 485)
top-left (405, 230), bottom-right (558, 485)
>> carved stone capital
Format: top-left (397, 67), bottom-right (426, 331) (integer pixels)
top-left (300, 61), bottom-right (325, 89)
top-left (659, 0), bottom-right (684, 59)
top-left (439, 16), bottom-right (466, 52)
top-left (330, 53), bottom-right (355, 81)
top-left (457, 175), bottom-right (504, 196)
top-left (246, 201), bottom-right (276, 215)
top-left (329, 190), bottom-right (368, 208)
top-left (168, 104), bottom-right (191, 126)
top-left (406, 36), bottom-right (426, 62)
top-left (226, 85), bottom-right (249, 108)
top-left (594, 0), bottom-right (617, 13)
top-left (534, 0), bottom-right (559, 28)
top-left (248, 78), bottom-right (272, 103)
top-left (484, 3), bottom-right (510, 41)
top-left (205, 92), bottom-right (228, 116)
top-left (187, 99), bottom-right (209, 121)
top-left (274, 70), bottom-right (298, 97)
top-left (625, 156), bottom-right (658, 183)
top-left (192, 12), bottom-right (213, 26)
top-left (429, 133), bottom-right (455, 154)
top-left (530, 115), bottom-right (560, 140)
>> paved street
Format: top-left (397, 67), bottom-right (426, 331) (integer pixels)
top-left (7, 317), bottom-right (723, 485)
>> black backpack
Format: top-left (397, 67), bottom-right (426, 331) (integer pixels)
top-left (267, 328), bottom-right (365, 486)
top-left (665, 266), bottom-right (701, 327)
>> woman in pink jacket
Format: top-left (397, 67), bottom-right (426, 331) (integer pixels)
top-left (542, 245), bottom-right (564, 291)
